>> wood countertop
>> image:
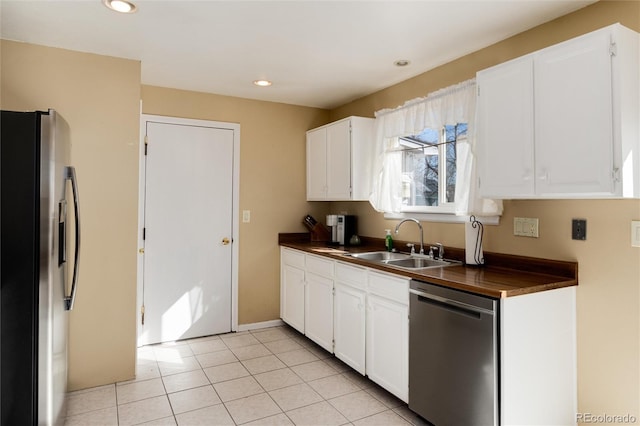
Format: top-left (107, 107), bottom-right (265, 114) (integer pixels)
top-left (279, 233), bottom-right (578, 299)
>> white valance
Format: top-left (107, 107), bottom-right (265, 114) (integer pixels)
top-left (369, 79), bottom-right (502, 217)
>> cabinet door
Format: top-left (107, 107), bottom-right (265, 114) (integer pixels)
top-left (306, 127), bottom-right (327, 200)
top-left (334, 283), bottom-right (366, 374)
top-left (477, 55), bottom-right (535, 198)
top-left (326, 119), bottom-right (352, 200)
top-left (305, 272), bottom-right (334, 352)
top-left (366, 293), bottom-right (409, 402)
top-left (281, 264), bottom-right (305, 333)
top-left (535, 29), bottom-right (614, 196)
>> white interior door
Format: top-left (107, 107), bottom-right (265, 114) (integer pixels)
top-left (139, 119), bottom-right (235, 345)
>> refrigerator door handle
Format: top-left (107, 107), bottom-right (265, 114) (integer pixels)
top-left (64, 166), bottom-right (81, 311)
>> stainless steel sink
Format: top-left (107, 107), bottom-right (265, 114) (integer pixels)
top-left (348, 251), bottom-right (411, 261)
top-left (347, 251), bottom-right (460, 270)
top-left (385, 257), bottom-right (455, 269)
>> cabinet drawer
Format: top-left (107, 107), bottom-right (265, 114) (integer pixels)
top-left (281, 248), bottom-right (305, 269)
top-left (368, 271), bottom-right (409, 305)
top-left (306, 254), bottom-right (334, 278)
top-left (335, 262), bottom-right (367, 290)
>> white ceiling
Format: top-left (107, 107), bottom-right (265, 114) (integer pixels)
top-left (1, 0), bottom-right (596, 109)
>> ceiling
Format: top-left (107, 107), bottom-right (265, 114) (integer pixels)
top-left (0, 0), bottom-right (596, 109)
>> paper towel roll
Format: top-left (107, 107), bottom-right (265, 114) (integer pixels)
top-left (465, 220), bottom-right (484, 265)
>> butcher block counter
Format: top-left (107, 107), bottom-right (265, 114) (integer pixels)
top-left (279, 233), bottom-right (578, 298)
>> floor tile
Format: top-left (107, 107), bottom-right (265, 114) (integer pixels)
top-left (252, 328), bottom-right (290, 343)
top-left (204, 361), bottom-right (250, 383)
top-left (307, 374), bottom-right (360, 399)
top-left (242, 354), bottom-right (287, 375)
top-left (365, 384), bottom-right (404, 408)
top-left (231, 343), bottom-right (273, 360)
top-left (323, 356), bottom-right (353, 373)
top-left (285, 400), bottom-right (349, 426)
top-left (253, 368), bottom-right (304, 391)
top-left (188, 338), bottom-right (228, 355)
top-left (167, 384), bottom-right (221, 414)
top-left (162, 369), bottom-right (210, 394)
top-left (263, 338), bottom-right (304, 354)
top-left (392, 406), bottom-right (432, 426)
top-left (138, 347), bottom-right (157, 362)
top-left (157, 356), bottom-right (201, 376)
top-left (66, 385), bottom-right (116, 417)
top-left (353, 410), bottom-right (412, 425)
top-left (291, 360), bottom-right (338, 382)
top-left (224, 392), bottom-right (282, 424)
top-left (341, 371), bottom-right (374, 389)
top-left (116, 378), bottom-right (166, 405)
top-left (195, 349), bottom-right (238, 368)
top-left (64, 406), bottom-right (118, 426)
top-left (275, 349), bottom-right (319, 367)
top-left (328, 390), bottom-right (387, 422)
top-left (117, 395), bottom-right (173, 426)
top-left (243, 412), bottom-right (294, 425)
top-left (269, 383), bottom-right (323, 412)
top-left (213, 376), bottom-right (265, 402)
top-left (305, 344), bottom-right (333, 360)
top-left (153, 345), bottom-right (194, 362)
top-left (134, 360), bottom-right (161, 381)
top-left (221, 333), bottom-right (260, 348)
top-left (174, 403), bottom-right (234, 425)
top-left (137, 416), bottom-right (177, 425)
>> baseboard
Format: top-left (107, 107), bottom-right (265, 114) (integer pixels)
top-left (236, 319), bottom-right (285, 332)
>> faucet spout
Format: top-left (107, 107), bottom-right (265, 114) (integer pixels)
top-left (394, 218), bottom-right (424, 255)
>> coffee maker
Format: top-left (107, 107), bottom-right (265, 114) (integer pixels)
top-left (326, 215), bottom-right (357, 245)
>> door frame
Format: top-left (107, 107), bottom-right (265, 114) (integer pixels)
top-left (136, 112), bottom-right (240, 346)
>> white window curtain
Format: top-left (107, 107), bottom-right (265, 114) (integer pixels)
top-left (369, 79), bottom-right (502, 217)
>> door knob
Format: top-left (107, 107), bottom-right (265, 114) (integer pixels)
top-left (222, 237), bottom-right (231, 245)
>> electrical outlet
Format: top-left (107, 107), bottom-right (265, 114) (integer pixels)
top-left (514, 217), bottom-right (539, 238)
top-left (632, 221), bottom-right (640, 247)
top-left (572, 219), bottom-right (586, 241)
top-left (242, 210), bottom-right (251, 223)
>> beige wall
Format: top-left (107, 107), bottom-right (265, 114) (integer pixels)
top-left (329, 1), bottom-right (640, 420)
top-left (1, 40), bottom-right (141, 390)
top-left (140, 86), bottom-right (330, 325)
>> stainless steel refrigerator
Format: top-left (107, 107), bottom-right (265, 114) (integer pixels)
top-left (1, 109), bottom-right (81, 425)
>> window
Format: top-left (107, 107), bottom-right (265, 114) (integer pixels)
top-left (399, 123), bottom-right (467, 212)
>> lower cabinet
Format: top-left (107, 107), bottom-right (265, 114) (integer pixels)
top-left (305, 271), bottom-right (334, 352)
top-left (366, 271), bottom-right (409, 402)
top-left (280, 251), bottom-right (306, 334)
top-left (333, 262), bottom-right (367, 374)
top-left (280, 247), bottom-right (409, 402)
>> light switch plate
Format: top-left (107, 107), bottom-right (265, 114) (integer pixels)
top-left (242, 210), bottom-right (251, 223)
top-left (514, 217), bottom-right (539, 238)
top-left (632, 221), bottom-right (640, 247)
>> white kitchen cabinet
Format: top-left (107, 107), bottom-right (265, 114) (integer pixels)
top-left (500, 286), bottom-right (576, 425)
top-left (333, 262), bottom-right (367, 375)
top-left (366, 271), bottom-right (409, 402)
top-left (306, 116), bottom-right (374, 201)
top-left (280, 248), bottom-right (306, 333)
top-left (477, 23), bottom-right (639, 199)
top-left (304, 254), bottom-right (335, 352)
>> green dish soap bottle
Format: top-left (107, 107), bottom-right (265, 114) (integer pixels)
top-left (385, 229), bottom-right (393, 252)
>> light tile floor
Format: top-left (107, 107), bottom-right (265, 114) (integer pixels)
top-left (64, 325), bottom-right (429, 426)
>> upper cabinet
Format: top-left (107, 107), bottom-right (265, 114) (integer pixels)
top-left (477, 24), bottom-right (639, 199)
top-left (306, 116), bottom-right (374, 201)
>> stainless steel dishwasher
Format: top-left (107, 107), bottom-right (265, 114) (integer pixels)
top-left (409, 280), bottom-right (499, 426)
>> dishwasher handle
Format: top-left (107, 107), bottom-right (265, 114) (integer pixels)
top-left (410, 288), bottom-right (495, 317)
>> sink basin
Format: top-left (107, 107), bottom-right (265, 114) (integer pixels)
top-left (348, 251), bottom-right (460, 270)
top-left (384, 257), bottom-right (455, 269)
top-left (348, 251), bottom-right (411, 261)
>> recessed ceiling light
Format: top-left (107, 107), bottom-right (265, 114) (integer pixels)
top-left (103, 0), bottom-right (137, 13)
top-left (253, 80), bottom-right (272, 87)
top-left (394, 59), bottom-right (410, 67)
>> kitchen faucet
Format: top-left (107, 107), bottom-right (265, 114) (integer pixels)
top-left (395, 218), bottom-right (424, 255)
